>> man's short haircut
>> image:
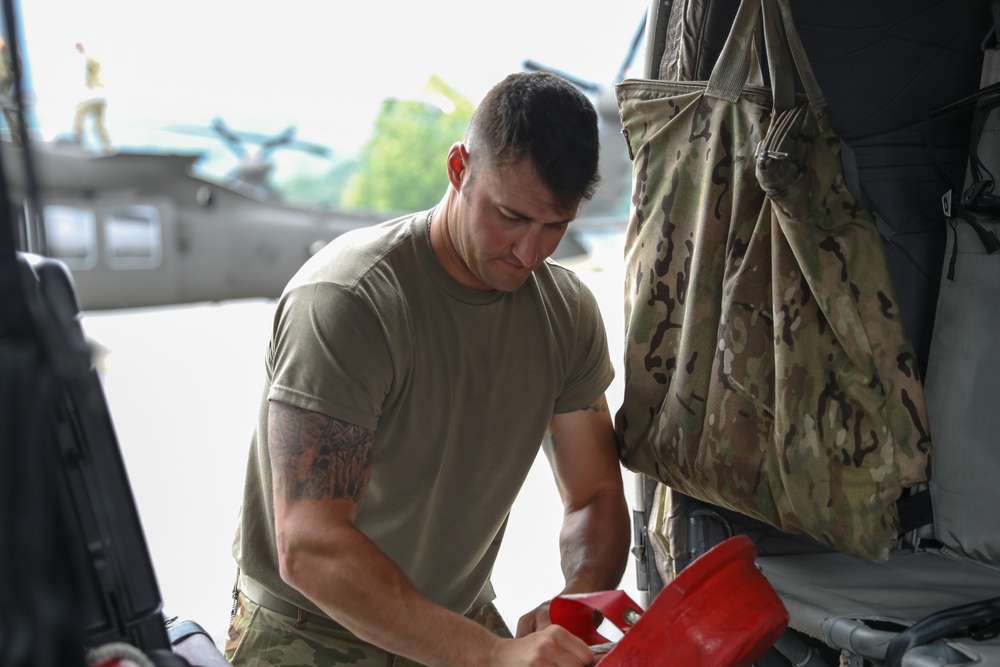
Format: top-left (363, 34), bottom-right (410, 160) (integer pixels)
top-left (466, 71), bottom-right (601, 209)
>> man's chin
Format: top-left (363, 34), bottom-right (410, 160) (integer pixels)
top-left (497, 268), bottom-right (536, 291)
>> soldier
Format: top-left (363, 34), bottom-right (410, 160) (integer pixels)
top-left (72, 42), bottom-right (112, 153)
top-left (227, 71), bottom-right (631, 666)
top-left (0, 36), bottom-right (20, 145)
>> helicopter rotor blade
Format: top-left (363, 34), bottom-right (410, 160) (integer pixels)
top-left (162, 119), bottom-right (333, 159)
top-left (285, 140), bottom-right (332, 158)
top-left (260, 126), bottom-right (296, 152)
top-left (209, 117), bottom-right (248, 158)
top-left (617, 10), bottom-right (648, 82)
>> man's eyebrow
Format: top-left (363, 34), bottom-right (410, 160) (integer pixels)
top-left (498, 204), bottom-right (530, 220)
top-left (498, 204), bottom-right (574, 226)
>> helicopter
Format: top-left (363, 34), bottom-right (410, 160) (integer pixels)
top-left (0, 137), bottom-right (387, 311)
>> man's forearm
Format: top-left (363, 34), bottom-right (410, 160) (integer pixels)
top-left (268, 401), bottom-right (498, 664)
top-left (558, 487), bottom-right (631, 594)
top-left (280, 518), bottom-right (500, 667)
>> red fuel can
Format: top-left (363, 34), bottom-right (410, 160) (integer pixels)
top-left (552, 535), bottom-right (788, 666)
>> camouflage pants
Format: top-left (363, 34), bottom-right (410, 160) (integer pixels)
top-left (225, 591), bottom-right (512, 666)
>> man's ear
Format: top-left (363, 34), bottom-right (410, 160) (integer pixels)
top-left (447, 142), bottom-right (469, 189)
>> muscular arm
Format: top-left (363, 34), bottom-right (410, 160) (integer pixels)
top-left (268, 400), bottom-right (594, 667)
top-left (517, 394), bottom-right (631, 637)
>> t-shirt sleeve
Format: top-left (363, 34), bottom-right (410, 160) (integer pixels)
top-left (267, 282), bottom-right (391, 430)
top-left (553, 279), bottom-right (615, 414)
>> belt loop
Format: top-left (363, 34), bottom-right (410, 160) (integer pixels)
top-left (295, 607), bottom-right (308, 630)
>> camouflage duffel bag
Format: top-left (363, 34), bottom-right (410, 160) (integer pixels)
top-left (613, 0), bottom-right (931, 561)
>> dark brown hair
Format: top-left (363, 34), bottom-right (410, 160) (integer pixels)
top-left (466, 72), bottom-right (601, 209)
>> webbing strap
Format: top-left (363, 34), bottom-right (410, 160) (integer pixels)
top-left (926, 81), bottom-right (1000, 279)
top-left (0, 0), bottom-right (40, 342)
top-left (0, 139), bottom-right (32, 341)
top-left (884, 596), bottom-right (1000, 667)
top-left (895, 489), bottom-right (933, 535)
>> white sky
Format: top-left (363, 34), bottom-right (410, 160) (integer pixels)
top-left (18, 0), bottom-right (649, 159)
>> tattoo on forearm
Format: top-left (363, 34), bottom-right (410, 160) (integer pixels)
top-left (269, 404), bottom-right (373, 504)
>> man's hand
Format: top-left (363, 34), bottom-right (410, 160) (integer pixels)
top-left (516, 599), bottom-right (553, 638)
top-left (492, 625), bottom-right (594, 666)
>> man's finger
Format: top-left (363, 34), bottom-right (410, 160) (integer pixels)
top-left (547, 625), bottom-right (595, 665)
top-left (515, 613), bottom-right (537, 639)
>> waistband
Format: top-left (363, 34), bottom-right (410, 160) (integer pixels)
top-left (238, 573), bottom-right (347, 631)
top-left (239, 573), bottom-right (497, 628)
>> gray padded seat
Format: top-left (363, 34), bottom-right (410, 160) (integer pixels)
top-left (758, 549), bottom-right (1000, 665)
top-left (757, 206), bottom-right (1000, 666)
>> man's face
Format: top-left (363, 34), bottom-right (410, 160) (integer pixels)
top-left (449, 145), bottom-right (579, 292)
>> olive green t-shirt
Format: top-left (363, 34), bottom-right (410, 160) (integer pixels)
top-left (234, 211), bottom-right (614, 618)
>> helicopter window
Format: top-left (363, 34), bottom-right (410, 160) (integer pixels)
top-left (104, 205), bottom-right (162, 269)
top-left (42, 205), bottom-right (98, 270)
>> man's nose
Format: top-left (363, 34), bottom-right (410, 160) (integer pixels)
top-left (512, 224), bottom-right (544, 267)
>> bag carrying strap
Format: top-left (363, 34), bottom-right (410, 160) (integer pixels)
top-left (705, 0), bottom-right (762, 102)
top-left (766, 0), bottom-right (826, 110)
top-left (706, 0), bottom-right (826, 113)
top-left (884, 596), bottom-right (1000, 667)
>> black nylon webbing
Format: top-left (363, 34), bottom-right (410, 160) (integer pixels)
top-left (885, 596), bottom-right (1000, 667)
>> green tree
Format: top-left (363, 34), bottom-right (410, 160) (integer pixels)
top-left (343, 76), bottom-right (474, 213)
top-left (276, 157), bottom-right (360, 207)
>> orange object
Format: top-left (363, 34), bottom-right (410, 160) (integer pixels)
top-left (552, 536), bottom-right (788, 666)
